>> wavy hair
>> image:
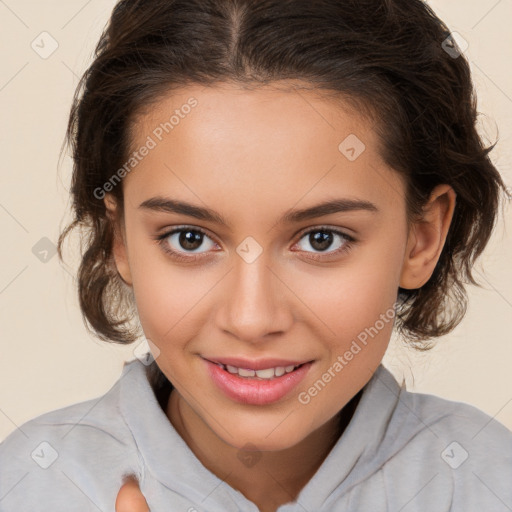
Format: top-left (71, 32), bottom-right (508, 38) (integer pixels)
top-left (58, 0), bottom-right (509, 351)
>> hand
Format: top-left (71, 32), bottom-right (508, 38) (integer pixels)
top-left (115, 475), bottom-right (150, 512)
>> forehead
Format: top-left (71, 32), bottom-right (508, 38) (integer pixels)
top-left (131, 81), bottom-right (371, 152)
top-left (124, 82), bottom-right (405, 219)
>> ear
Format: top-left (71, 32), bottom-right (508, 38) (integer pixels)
top-left (104, 193), bottom-right (133, 286)
top-left (400, 184), bottom-right (456, 289)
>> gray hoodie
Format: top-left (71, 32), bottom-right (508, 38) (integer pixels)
top-left (1, 358), bottom-right (511, 511)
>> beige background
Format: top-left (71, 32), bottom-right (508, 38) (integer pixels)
top-left (0, 0), bottom-right (511, 443)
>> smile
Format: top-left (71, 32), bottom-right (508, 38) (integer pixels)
top-left (202, 357), bottom-right (314, 405)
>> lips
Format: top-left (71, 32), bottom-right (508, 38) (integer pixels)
top-left (202, 356), bottom-right (314, 405)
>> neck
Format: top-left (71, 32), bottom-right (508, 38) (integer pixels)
top-left (164, 388), bottom-right (362, 512)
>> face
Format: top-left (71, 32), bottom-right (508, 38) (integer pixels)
top-left (106, 82), bottom-right (418, 451)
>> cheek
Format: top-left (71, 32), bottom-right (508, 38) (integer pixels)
top-left (126, 233), bottom-right (208, 346)
top-left (315, 239), bottom-right (402, 408)
top-left (295, 271), bottom-right (398, 426)
top-left (291, 240), bottom-right (402, 415)
top-left (295, 239), bottom-right (401, 348)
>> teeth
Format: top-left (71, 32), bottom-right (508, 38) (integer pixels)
top-left (255, 368), bottom-right (275, 379)
top-left (275, 366), bottom-right (285, 377)
top-left (218, 363), bottom-right (301, 379)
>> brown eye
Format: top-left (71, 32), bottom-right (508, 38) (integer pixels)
top-left (177, 230), bottom-right (205, 251)
top-left (293, 227), bottom-right (356, 261)
top-left (308, 230), bottom-right (334, 251)
top-left (156, 226), bottom-right (218, 260)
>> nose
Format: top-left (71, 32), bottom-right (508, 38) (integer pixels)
top-left (216, 251), bottom-right (293, 343)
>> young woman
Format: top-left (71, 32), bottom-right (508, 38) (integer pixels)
top-left (1, 1), bottom-right (511, 511)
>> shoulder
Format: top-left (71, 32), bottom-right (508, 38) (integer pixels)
top-left (368, 365), bottom-right (512, 448)
top-left (381, 382), bottom-right (512, 510)
top-left (0, 372), bottom-right (143, 511)
top-left (398, 385), bottom-right (512, 447)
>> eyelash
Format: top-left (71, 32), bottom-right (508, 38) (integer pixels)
top-left (153, 225), bottom-right (356, 263)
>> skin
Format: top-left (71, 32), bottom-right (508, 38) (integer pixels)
top-left (107, 82), bottom-right (456, 512)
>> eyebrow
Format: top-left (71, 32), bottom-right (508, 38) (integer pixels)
top-left (138, 196), bottom-right (379, 228)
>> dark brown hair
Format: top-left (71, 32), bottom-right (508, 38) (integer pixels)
top-left (58, 0), bottom-right (510, 351)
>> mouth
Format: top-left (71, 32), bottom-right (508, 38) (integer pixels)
top-left (202, 356), bottom-right (314, 405)
top-left (211, 361), bottom-right (307, 380)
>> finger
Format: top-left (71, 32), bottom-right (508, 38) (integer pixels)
top-left (115, 475), bottom-right (150, 512)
